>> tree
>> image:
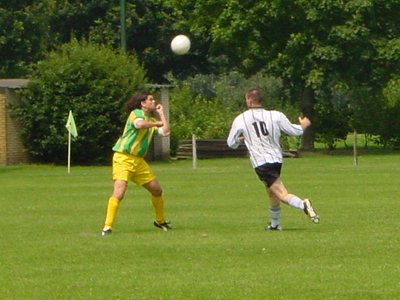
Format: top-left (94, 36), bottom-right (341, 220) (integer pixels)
top-left (3, 0), bottom-right (400, 150)
top-left (45, 0), bottom-right (211, 83)
top-left (47, 0), bottom-right (111, 44)
top-left (175, 0), bottom-right (400, 149)
top-left (0, 0), bottom-right (52, 77)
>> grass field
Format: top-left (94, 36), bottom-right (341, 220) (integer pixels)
top-left (1, 152), bottom-right (400, 299)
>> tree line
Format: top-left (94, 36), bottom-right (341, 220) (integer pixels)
top-left (1, 0), bottom-right (399, 162)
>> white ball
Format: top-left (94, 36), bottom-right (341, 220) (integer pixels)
top-left (171, 35), bottom-right (191, 55)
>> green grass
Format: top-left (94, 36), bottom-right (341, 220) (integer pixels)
top-left (1, 153), bottom-right (400, 299)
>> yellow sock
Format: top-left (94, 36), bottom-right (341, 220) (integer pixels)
top-left (104, 197), bottom-right (121, 229)
top-left (151, 195), bottom-right (165, 224)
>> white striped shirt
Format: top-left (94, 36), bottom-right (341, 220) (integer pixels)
top-left (227, 108), bottom-right (303, 168)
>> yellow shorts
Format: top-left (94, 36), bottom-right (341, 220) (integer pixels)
top-left (112, 152), bottom-right (155, 186)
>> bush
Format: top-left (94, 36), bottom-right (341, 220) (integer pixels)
top-left (168, 85), bottom-right (236, 155)
top-left (14, 39), bottom-right (147, 164)
top-left (168, 71), bottom-right (299, 155)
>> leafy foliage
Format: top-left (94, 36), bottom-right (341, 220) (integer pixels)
top-left (0, 1), bottom-right (51, 77)
top-left (168, 71), bottom-right (299, 154)
top-left (14, 39), bottom-right (147, 164)
top-left (178, 0), bottom-right (400, 149)
top-left (313, 100), bottom-right (351, 150)
top-left (3, 0), bottom-right (400, 153)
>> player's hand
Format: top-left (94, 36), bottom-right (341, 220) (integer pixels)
top-left (298, 116), bottom-right (311, 130)
top-left (235, 134), bottom-right (245, 145)
top-left (154, 121), bottom-right (164, 127)
top-left (155, 104), bottom-right (164, 114)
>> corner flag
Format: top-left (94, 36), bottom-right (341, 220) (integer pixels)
top-left (65, 110), bottom-right (78, 138)
top-left (66, 110), bottom-right (78, 173)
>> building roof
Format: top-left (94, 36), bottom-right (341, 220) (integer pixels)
top-left (0, 79), bottom-right (29, 89)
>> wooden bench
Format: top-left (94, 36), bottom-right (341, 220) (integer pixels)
top-left (176, 139), bottom-right (298, 159)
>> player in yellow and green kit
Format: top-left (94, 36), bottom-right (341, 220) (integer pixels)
top-left (101, 91), bottom-right (171, 236)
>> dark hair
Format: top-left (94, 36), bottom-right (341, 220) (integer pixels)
top-left (245, 88), bottom-right (263, 104)
top-left (124, 91), bottom-right (152, 112)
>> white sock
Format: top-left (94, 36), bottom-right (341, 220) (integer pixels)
top-left (286, 195), bottom-right (305, 210)
top-left (269, 207), bottom-right (281, 227)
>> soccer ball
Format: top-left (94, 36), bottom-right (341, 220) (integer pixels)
top-left (171, 35), bottom-right (191, 55)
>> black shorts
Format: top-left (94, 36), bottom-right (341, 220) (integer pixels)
top-left (255, 162), bottom-right (282, 187)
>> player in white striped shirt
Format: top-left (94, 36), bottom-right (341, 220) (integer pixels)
top-left (227, 88), bottom-right (319, 230)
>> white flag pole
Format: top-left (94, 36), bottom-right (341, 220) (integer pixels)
top-left (67, 129), bottom-right (72, 173)
top-left (192, 134), bottom-right (197, 169)
top-left (65, 110), bottom-right (78, 174)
